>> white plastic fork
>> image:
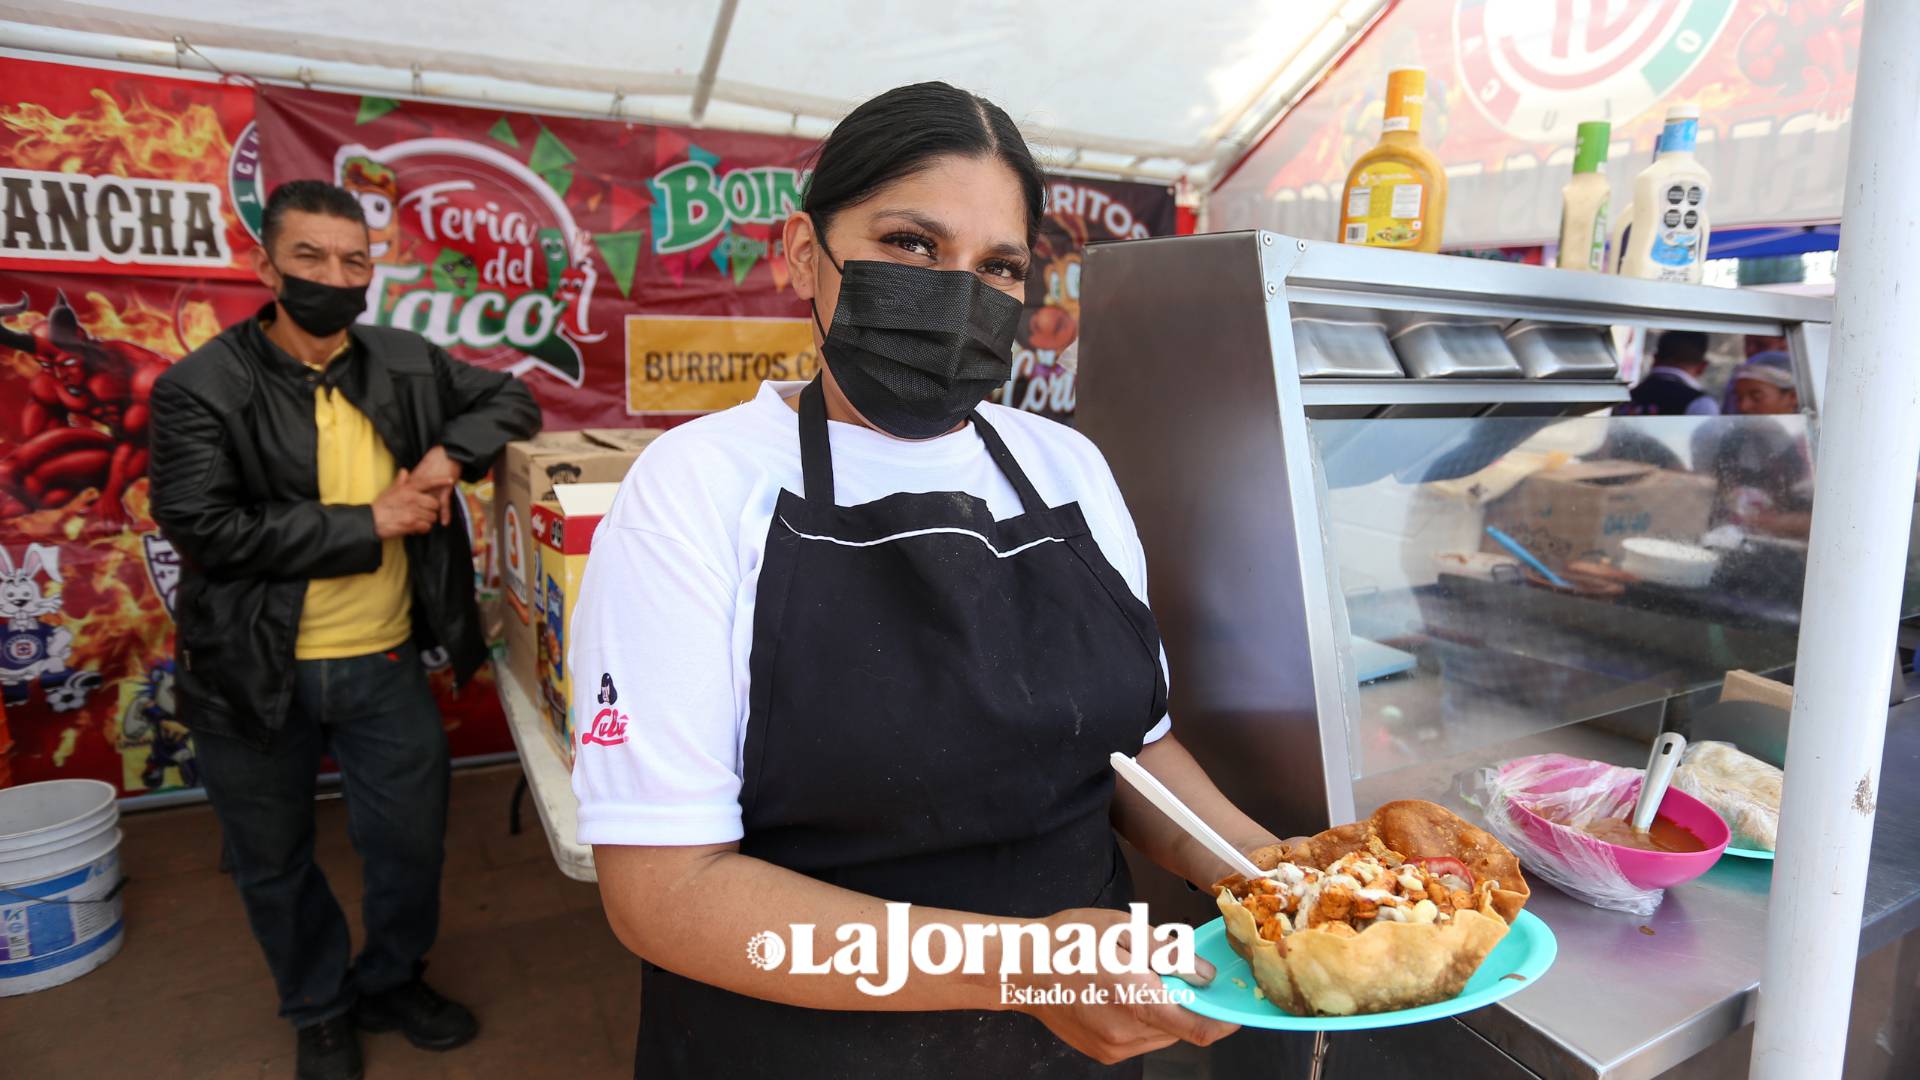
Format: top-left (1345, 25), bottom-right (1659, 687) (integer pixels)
top-left (1110, 751), bottom-right (1266, 880)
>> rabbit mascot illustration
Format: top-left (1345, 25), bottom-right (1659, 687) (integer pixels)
top-left (0, 543), bottom-right (101, 712)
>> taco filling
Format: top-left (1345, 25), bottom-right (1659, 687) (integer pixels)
top-left (1211, 800), bottom-right (1531, 1017)
top-left (1217, 841), bottom-right (1497, 942)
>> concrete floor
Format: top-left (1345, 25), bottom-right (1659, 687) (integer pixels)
top-left (0, 765), bottom-right (639, 1079)
top-left (5, 764), bottom-right (1907, 1079)
top-left (0, 764), bottom-right (1203, 1080)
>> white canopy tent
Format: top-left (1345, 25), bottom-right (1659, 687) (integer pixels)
top-left (0, 0), bottom-right (1389, 183)
top-left (1, 7), bottom-right (1912, 1080)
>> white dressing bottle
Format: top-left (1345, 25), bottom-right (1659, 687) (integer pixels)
top-left (1616, 105), bottom-right (1712, 283)
top-left (1556, 121), bottom-right (1611, 272)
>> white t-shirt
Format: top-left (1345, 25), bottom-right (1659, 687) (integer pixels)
top-left (568, 381), bottom-right (1171, 847)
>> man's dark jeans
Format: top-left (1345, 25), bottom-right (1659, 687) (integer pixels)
top-left (195, 642), bottom-right (449, 1028)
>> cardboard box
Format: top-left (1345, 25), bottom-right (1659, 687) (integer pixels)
top-left (1701, 669), bottom-right (1793, 767)
top-left (582, 427), bottom-right (664, 454)
top-left (1481, 460), bottom-right (1715, 567)
top-left (1720, 669), bottom-right (1794, 711)
top-left (495, 430), bottom-right (656, 692)
top-left (530, 482), bottom-right (620, 764)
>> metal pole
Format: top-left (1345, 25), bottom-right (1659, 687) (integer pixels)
top-left (1201, 0), bottom-right (1391, 187)
top-left (1751, 1), bottom-right (1920, 1076)
top-left (688, 0), bottom-right (741, 125)
top-left (1306, 1031), bottom-right (1331, 1080)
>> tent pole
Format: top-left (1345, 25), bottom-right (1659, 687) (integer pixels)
top-left (1750, 1), bottom-right (1920, 1076)
top-left (689, 0), bottom-right (741, 126)
top-left (1201, 0), bottom-right (1389, 186)
top-left (1198, 5), bottom-right (1338, 143)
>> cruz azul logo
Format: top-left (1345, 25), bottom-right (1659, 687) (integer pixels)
top-left (746, 902), bottom-right (1197, 1003)
top-left (1455, 0), bottom-right (1735, 140)
top-left (335, 138), bottom-right (603, 386)
top-left (647, 146), bottom-right (806, 285)
top-left (141, 534), bottom-right (181, 620)
top-left (228, 121), bottom-right (266, 243)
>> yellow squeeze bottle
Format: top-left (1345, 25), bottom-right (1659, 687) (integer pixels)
top-left (1338, 69), bottom-right (1448, 253)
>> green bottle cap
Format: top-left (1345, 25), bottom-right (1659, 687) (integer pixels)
top-left (1573, 121), bottom-right (1611, 174)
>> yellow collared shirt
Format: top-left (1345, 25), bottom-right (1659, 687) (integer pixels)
top-left (295, 338), bottom-right (413, 659)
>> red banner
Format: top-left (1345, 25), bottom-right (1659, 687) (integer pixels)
top-left (1, 57), bottom-right (260, 279)
top-left (1213, 0), bottom-right (1861, 247)
top-left (3, 67), bottom-right (1177, 798)
top-left (255, 87), bottom-right (819, 430)
top-left (0, 270), bottom-right (513, 795)
top-left (255, 89), bottom-right (1175, 428)
top-left (0, 273), bottom-right (244, 794)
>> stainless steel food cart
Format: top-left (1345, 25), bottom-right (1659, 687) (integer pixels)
top-left (1076, 231), bottom-right (1920, 1079)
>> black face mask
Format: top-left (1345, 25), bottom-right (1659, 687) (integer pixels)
top-left (813, 247), bottom-right (1022, 440)
top-left (275, 268), bottom-right (369, 337)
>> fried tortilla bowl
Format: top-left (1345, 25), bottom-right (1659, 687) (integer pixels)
top-left (1215, 800), bottom-right (1530, 1017)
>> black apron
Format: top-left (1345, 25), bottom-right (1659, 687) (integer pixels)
top-left (635, 379), bottom-right (1169, 1078)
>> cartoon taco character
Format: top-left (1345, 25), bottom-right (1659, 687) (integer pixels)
top-left (1026, 213), bottom-right (1087, 353)
top-left (1214, 799), bottom-right (1530, 1016)
top-left (341, 155), bottom-right (402, 262)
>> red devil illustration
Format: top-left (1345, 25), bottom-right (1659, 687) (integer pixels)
top-left (0, 293), bottom-right (171, 526)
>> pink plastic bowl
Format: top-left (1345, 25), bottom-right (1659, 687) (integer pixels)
top-left (1496, 757), bottom-right (1731, 890)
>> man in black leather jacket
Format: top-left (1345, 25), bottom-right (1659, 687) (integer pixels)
top-left (150, 180), bottom-right (541, 1080)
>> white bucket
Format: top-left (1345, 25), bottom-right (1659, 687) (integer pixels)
top-left (0, 779), bottom-right (126, 996)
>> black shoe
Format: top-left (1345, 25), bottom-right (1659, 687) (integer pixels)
top-left (353, 978), bottom-right (479, 1051)
top-left (296, 1015), bottom-right (363, 1080)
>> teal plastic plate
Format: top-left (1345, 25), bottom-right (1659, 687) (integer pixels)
top-left (1722, 846), bottom-right (1775, 861)
top-left (1163, 909), bottom-right (1557, 1031)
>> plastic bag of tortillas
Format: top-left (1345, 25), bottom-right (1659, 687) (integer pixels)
top-left (1460, 753), bottom-right (1665, 917)
top-left (1672, 741), bottom-right (1779, 852)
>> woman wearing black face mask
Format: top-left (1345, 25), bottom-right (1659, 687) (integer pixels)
top-left (571, 83), bottom-right (1291, 1078)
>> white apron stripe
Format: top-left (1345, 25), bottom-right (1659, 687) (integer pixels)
top-left (778, 516), bottom-right (1066, 559)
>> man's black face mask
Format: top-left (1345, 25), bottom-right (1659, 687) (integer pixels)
top-left (274, 266), bottom-right (369, 337)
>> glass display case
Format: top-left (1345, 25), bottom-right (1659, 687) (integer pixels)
top-left (1316, 412), bottom-right (1812, 788)
top-left (1076, 230), bottom-right (1833, 834)
top-left (1074, 232), bottom-right (1920, 1080)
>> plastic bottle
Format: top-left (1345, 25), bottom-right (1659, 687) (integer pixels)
top-left (1338, 69), bottom-right (1447, 253)
top-left (1606, 145), bottom-right (1652, 276)
top-left (1616, 105), bottom-right (1712, 283)
top-left (1556, 121), bottom-right (1611, 271)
